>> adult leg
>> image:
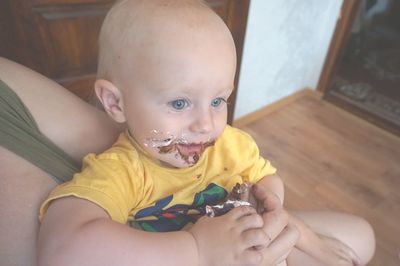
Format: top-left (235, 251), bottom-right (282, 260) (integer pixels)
top-left (0, 147), bottom-right (57, 266)
top-left (0, 57), bottom-right (123, 162)
top-left (286, 210), bottom-right (375, 266)
top-left (0, 57), bottom-right (123, 266)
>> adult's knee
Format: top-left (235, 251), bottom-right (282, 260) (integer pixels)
top-left (352, 215), bottom-right (375, 265)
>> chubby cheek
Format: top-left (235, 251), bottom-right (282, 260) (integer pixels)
top-left (129, 120), bottom-right (180, 151)
top-left (213, 111), bottom-right (228, 136)
top-left (127, 110), bottom-right (179, 142)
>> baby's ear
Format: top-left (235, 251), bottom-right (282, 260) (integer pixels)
top-left (94, 79), bottom-right (126, 123)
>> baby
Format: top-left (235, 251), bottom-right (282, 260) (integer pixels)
top-left (38, 0), bottom-right (374, 265)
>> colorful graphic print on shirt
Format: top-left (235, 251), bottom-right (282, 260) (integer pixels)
top-left (130, 183), bottom-right (227, 232)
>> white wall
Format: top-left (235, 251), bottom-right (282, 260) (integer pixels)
top-left (234, 0), bottom-right (343, 119)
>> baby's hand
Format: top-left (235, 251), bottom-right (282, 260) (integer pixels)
top-left (189, 206), bottom-right (268, 266)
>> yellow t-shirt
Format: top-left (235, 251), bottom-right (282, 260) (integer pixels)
top-left (40, 125), bottom-right (276, 232)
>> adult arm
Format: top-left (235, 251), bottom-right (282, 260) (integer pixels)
top-left (0, 57), bottom-right (121, 266)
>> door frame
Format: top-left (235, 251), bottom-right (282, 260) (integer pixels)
top-left (316, 0), bottom-right (361, 93)
top-left (316, 0), bottom-right (400, 135)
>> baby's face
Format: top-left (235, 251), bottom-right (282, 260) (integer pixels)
top-left (120, 24), bottom-right (236, 168)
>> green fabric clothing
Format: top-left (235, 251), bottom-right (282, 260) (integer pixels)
top-left (0, 79), bottom-right (79, 183)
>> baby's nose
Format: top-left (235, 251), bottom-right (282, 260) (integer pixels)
top-left (189, 110), bottom-right (214, 134)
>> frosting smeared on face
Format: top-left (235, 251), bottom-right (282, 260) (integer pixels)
top-left (143, 130), bottom-right (182, 148)
top-left (143, 130), bottom-right (215, 166)
top-left (158, 140), bottom-right (215, 165)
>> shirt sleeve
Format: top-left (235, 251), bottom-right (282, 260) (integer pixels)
top-left (39, 152), bottom-right (143, 224)
top-left (245, 155), bottom-right (277, 183)
top-left (233, 127), bottom-right (277, 183)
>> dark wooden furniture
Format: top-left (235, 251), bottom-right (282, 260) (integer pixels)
top-left (0, 0), bottom-right (249, 124)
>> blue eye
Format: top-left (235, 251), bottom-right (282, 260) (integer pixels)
top-left (169, 99), bottom-right (188, 110)
top-left (211, 97), bottom-right (226, 107)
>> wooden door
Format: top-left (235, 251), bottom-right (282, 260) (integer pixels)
top-left (0, 0), bottom-right (249, 123)
top-left (317, 0), bottom-right (400, 136)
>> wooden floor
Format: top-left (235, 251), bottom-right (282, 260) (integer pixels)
top-left (234, 89), bottom-right (400, 266)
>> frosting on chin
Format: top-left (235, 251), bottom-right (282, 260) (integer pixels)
top-left (128, 129), bottom-right (215, 167)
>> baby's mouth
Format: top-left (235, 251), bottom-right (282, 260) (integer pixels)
top-left (176, 143), bottom-right (204, 156)
top-left (157, 140), bottom-right (215, 165)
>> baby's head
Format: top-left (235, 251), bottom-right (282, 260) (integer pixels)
top-left (95, 0), bottom-right (237, 168)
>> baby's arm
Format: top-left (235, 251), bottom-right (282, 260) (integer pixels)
top-left (256, 174), bottom-right (285, 205)
top-left (256, 176), bottom-right (360, 265)
top-left (38, 196), bottom-right (266, 266)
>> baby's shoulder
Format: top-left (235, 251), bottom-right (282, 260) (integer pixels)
top-left (83, 133), bottom-right (142, 170)
top-left (213, 126), bottom-right (259, 159)
top-left (218, 125), bottom-right (257, 148)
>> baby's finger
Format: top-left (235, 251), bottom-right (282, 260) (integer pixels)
top-left (241, 228), bottom-right (271, 249)
top-left (226, 205), bottom-right (256, 220)
top-left (262, 224), bottom-right (299, 264)
top-left (239, 249), bottom-right (263, 266)
top-left (237, 212), bottom-right (263, 231)
top-left (262, 208), bottom-right (289, 242)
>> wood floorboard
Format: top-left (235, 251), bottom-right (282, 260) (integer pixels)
top-left (236, 90), bottom-right (400, 266)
